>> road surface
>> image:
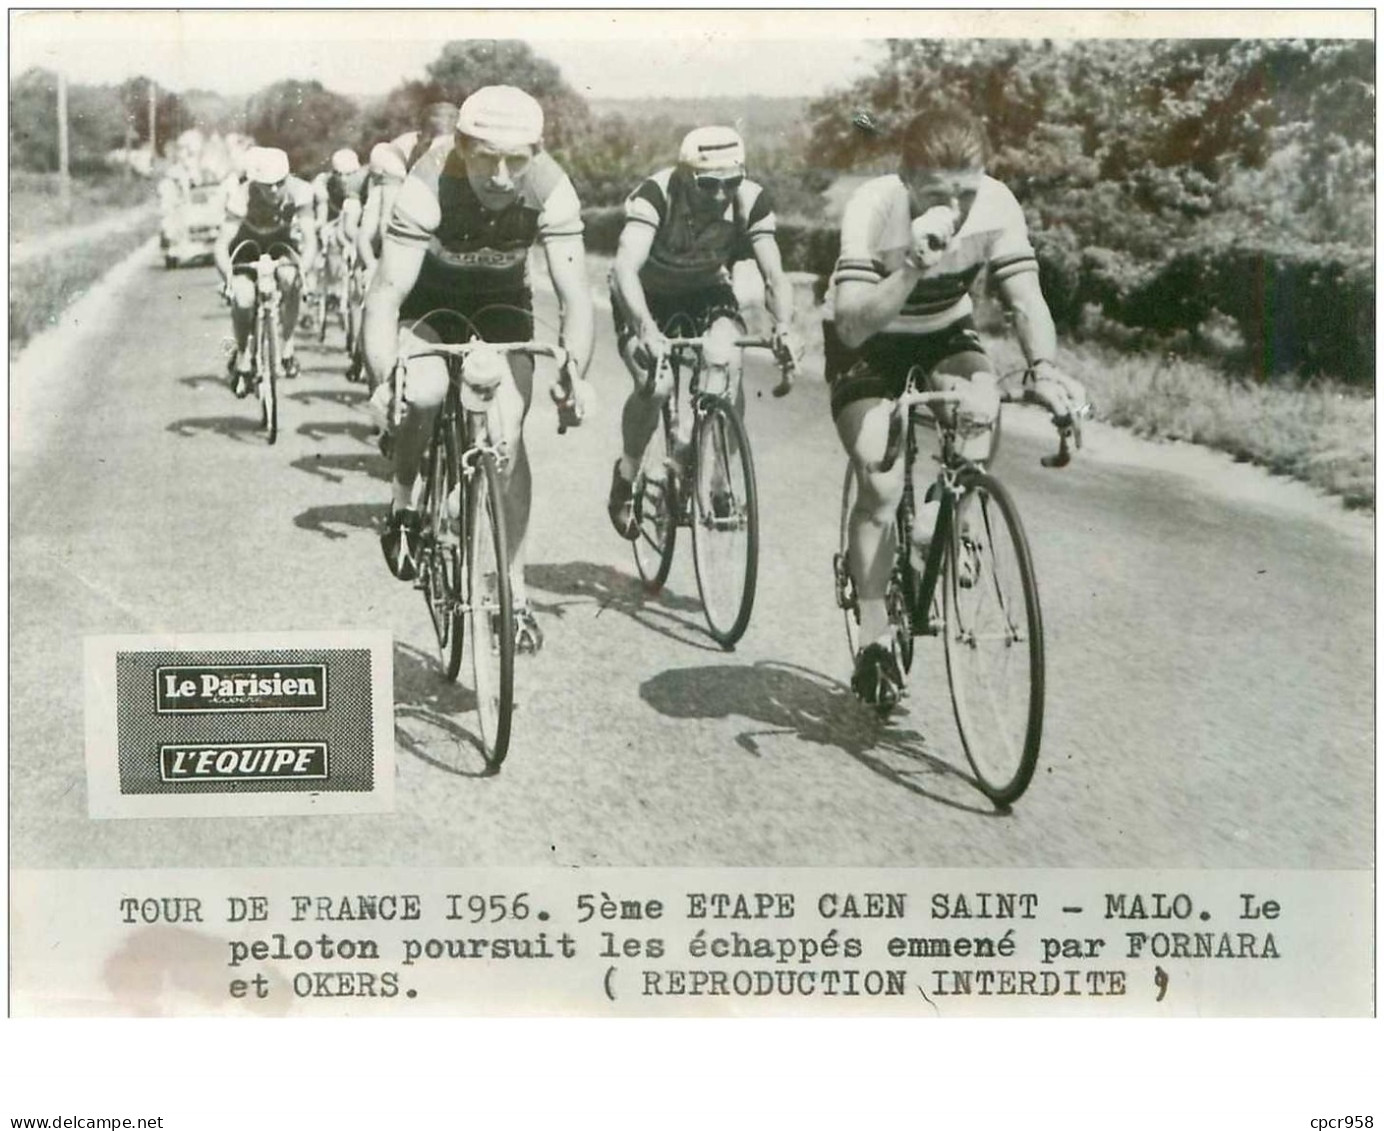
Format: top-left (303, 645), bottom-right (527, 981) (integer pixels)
top-left (9, 246), bottom-right (1374, 868)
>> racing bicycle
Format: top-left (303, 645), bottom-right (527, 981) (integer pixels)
top-left (832, 366), bottom-right (1084, 805)
top-left (230, 239), bottom-right (300, 445)
top-left (630, 325), bottom-right (795, 648)
top-left (389, 314), bottom-right (577, 768)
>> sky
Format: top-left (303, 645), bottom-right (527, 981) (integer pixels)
top-left (10, 11), bottom-right (889, 100)
top-left (11, 9), bottom-right (1370, 102)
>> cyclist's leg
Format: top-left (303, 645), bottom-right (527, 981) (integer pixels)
top-left (610, 282), bottom-right (673, 536)
top-left (274, 257), bottom-right (302, 370)
top-left (701, 300), bottom-right (748, 501)
top-left (926, 321), bottom-right (1000, 456)
top-left (228, 233), bottom-right (257, 371)
top-left (827, 322), bottom-right (910, 699)
top-left (392, 319), bottom-right (449, 510)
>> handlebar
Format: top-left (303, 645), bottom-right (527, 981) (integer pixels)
top-left (868, 389), bottom-right (964, 474)
top-left (998, 367), bottom-right (1090, 469)
top-left (642, 335), bottom-right (796, 398)
top-left (394, 340), bottom-right (582, 435)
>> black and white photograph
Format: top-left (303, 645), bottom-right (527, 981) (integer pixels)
top-left (6, 5), bottom-right (1375, 1038)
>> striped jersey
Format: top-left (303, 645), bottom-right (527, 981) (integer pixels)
top-left (623, 167), bottom-right (777, 294)
top-left (385, 145), bottom-right (584, 297)
top-left (828, 174), bottom-right (1037, 335)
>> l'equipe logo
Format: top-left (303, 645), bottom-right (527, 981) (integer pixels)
top-left (159, 742), bottom-right (330, 782)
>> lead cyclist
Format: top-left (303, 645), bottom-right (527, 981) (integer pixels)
top-left (826, 107), bottom-right (1088, 708)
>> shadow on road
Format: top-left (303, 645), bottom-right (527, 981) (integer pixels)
top-left (394, 640), bottom-right (493, 778)
top-left (165, 413), bottom-right (265, 442)
top-left (640, 659), bottom-right (999, 815)
top-left (526, 560), bottom-right (721, 653)
top-left (284, 386), bottom-right (369, 410)
top-left (293, 418), bottom-right (379, 445)
top-left (177, 372), bottom-right (233, 393)
top-left (290, 450), bottom-right (390, 486)
top-left (294, 500), bottom-right (384, 541)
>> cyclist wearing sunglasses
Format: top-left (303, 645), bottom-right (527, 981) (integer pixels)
top-left (606, 125), bottom-right (801, 539)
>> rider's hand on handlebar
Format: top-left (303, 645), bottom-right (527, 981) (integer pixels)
top-left (770, 324), bottom-right (804, 369)
top-left (1025, 361), bottom-right (1090, 424)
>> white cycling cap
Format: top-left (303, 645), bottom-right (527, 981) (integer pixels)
top-left (368, 142), bottom-right (408, 181)
top-left (678, 126), bottom-right (746, 173)
top-left (246, 146), bottom-right (290, 185)
top-left (456, 85), bottom-right (544, 149)
top-left (331, 148), bottom-right (361, 174)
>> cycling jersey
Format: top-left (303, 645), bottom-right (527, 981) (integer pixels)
top-left (385, 144), bottom-right (583, 306)
top-left (224, 175), bottom-right (314, 242)
top-left (391, 131), bottom-right (451, 172)
top-left (828, 173), bottom-right (1037, 336)
top-left (314, 168), bottom-right (369, 223)
top-left (623, 167), bottom-right (776, 295)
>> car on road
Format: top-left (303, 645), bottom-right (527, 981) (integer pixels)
top-left (159, 181), bottom-right (225, 269)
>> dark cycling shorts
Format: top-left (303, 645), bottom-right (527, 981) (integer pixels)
top-left (610, 277), bottom-right (744, 352)
top-left (398, 287), bottom-right (533, 344)
top-left (824, 316), bottom-right (992, 419)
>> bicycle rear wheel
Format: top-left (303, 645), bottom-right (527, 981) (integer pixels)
top-left (632, 416), bottom-right (678, 592)
top-left (690, 399), bottom-right (757, 648)
top-left (420, 430), bottom-right (464, 681)
top-left (462, 449), bottom-right (514, 767)
top-left (942, 470), bottom-right (1044, 806)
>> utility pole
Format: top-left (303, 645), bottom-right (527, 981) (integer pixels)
top-left (148, 79), bottom-right (157, 166)
top-left (57, 70), bottom-right (71, 217)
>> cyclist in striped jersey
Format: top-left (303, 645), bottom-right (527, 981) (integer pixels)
top-left (826, 108), bottom-right (1085, 707)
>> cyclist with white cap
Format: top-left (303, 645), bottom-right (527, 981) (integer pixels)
top-left (606, 125), bottom-right (801, 539)
top-left (349, 142), bottom-right (411, 383)
top-left (213, 145), bottom-right (317, 393)
top-left (363, 85), bottom-right (595, 654)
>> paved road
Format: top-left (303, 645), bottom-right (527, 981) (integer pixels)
top-left (10, 248), bottom-right (1374, 868)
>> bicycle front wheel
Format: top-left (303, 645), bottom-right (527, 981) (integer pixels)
top-left (420, 430), bottom-right (464, 681)
top-left (690, 399), bottom-right (758, 648)
top-left (942, 470), bottom-right (1044, 806)
top-left (259, 309), bottom-right (278, 445)
top-left (631, 417), bottom-right (678, 592)
top-left (463, 449), bottom-right (515, 767)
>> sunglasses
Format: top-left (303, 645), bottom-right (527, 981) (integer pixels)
top-left (694, 174), bottom-right (744, 196)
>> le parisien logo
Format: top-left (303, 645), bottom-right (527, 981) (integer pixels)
top-left (155, 664), bottom-right (328, 713)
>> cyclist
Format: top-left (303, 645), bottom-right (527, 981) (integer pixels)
top-left (827, 107), bottom-right (1086, 707)
top-left (363, 86), bottom-right (596, 653)
top-left (351, 142), bottom-right (411, 383)
top-left (213, 146), bottom-right (318, 395)
top-left (391, 100), bottom-right (461, 170)
top-left (606, 125), bottom-right (801, 539)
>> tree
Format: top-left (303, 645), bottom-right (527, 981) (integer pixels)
top-left (245, 79), bottom-right (360, 174)
top-left (422, 39), bottom-right (592, 154)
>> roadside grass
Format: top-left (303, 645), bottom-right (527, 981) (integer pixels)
top-left (9, 225), bottom-right (155, 359)
top-left (9, 170), bottom-right (154, 242)
top-left (985, 334), bottom-right (1375, 510)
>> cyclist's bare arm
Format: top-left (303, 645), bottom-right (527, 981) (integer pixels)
top-left (750, 235), bottom-right (795, 330)
top-left (833, 267), bottom-right (925, 349)
top-left (295, 200), bottom-right (320, 276)
top-left (213, 217), bottom-right (241, 282)
top-left (611, 222), bottom-right (661, 342)
top-left (362, 237), bottom-right (425, 386)
top-left (356, 190), bottom-right (383, 269)
top-left (997, 270), bottom-right (1058, 373)
top-left (543, 237), bottom-right (596, 380)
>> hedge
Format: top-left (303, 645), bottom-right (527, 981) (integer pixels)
top-left (579, 209), bottom-right (1375, 384)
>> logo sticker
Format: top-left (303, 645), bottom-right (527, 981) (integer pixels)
top-left (85, 631), bottom-right (393, 818)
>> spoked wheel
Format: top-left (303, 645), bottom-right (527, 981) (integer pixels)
top-left (420, 435), bottom-right (464, 681)
top-left (689, 399), bottom-right (758, 648)
top-left (942, 470), bottom-right (1044, 806)
top-left (631, 415), bottom-right (678, 592)
top-left (462, 450), bottom-right (514, 768)
top-left (258, 313), bottom-right (278, 445)
top-left (836, 462), bottom-right (913, 672)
